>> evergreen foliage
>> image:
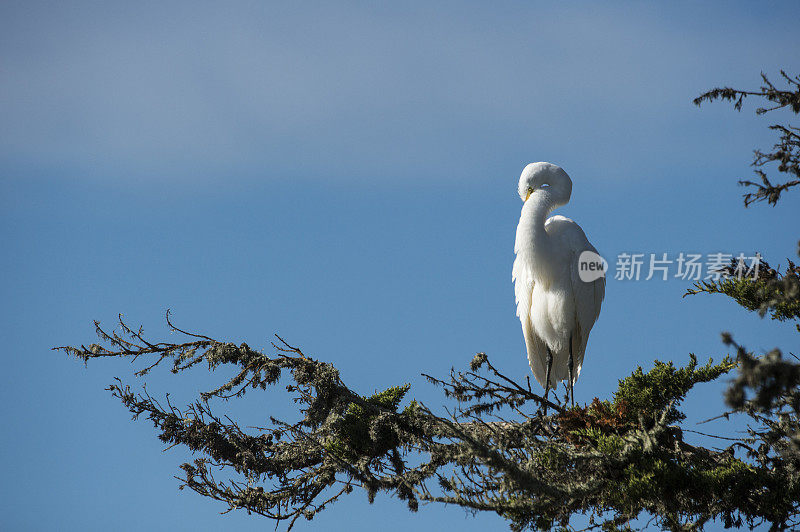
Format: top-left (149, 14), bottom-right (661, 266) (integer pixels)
top-left (694, 71), bottom-right (800, 206)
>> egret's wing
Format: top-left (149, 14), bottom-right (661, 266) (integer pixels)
top-left (545, 215), bottom-right (605, 383)
top-left (513, 241), bottom-right (550, 387)
top-left (512, 250), bottom-right (532, 325)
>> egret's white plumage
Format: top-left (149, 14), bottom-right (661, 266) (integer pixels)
top-left (512, 162), bottom-right (604, 397)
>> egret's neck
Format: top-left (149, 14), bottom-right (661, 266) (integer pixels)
top-left (515, 192), bottom-right (558, 275)
top-left (520, 192), bottom-right (555, 241)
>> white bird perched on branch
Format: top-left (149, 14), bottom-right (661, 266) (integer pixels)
top-left (512, 162), bottom-right (605, 406)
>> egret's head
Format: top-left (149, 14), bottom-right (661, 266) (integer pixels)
top-left (518, 162), bottom-right (572, 206)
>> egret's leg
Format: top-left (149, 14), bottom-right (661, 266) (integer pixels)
top-left (568, 335), bottom-right (575, 407)
top-left (543, 347), bottom-right (553, 412)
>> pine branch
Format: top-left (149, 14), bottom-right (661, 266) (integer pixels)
top-left (685, 256), bottom-right (800, 324)
top-left (58, 314), bottom-right (800, 530)
top-left (694, 71), bottom-right (800, 206)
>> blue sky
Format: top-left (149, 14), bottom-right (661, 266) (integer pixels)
top-left (2, 2), bottom-right (799, 530)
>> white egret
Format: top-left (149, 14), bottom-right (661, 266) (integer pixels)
top-left (512, 162), bottom-right (605, 406)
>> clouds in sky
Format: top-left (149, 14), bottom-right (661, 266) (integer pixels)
top-left (1, 1), bottom-right (798, 183)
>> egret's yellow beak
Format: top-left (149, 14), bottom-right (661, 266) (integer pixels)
top-left (525, 188), bottom-right (532, 202)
